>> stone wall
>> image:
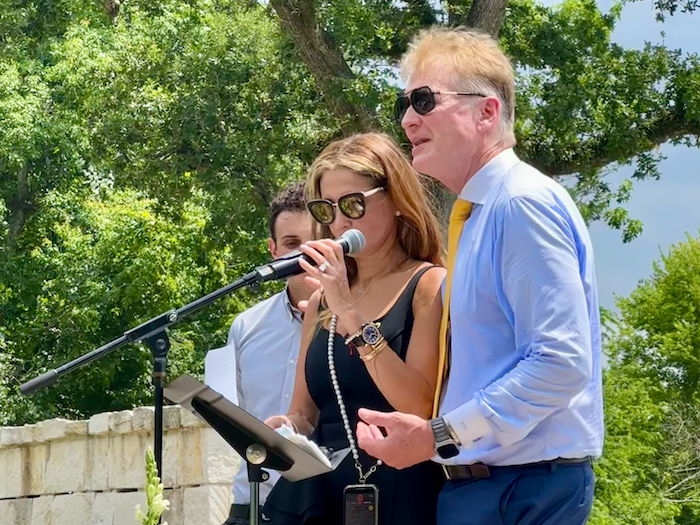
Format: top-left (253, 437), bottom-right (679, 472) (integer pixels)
top-left (0, 406), bottom-right (240, 525)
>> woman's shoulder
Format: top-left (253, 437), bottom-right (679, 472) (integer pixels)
top-left (409, 261), bottom-right (446, 287)
top-left (410, 262), bottom-right (446, 306)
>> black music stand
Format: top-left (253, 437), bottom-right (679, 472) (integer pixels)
top-left (164, 375), bottom-right (349, 525)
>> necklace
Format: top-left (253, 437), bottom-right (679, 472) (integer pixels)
top-left (328, 313), bottom-right (382, 483)
top-left (355, 256), bottom-right (410, 297)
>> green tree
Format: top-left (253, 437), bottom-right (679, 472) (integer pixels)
top-left (599, 233), bottom-right (700, 523)
top-left (0, 0), bottom-right (697, 434)
top-left (614, 234), bottom-right (700, 401)
top-left (1, 0), bottom-right (327, 423)
top-left (268, 0), bottom-right (700, 241)
top-left (0, 184), bottom-right (253, 424)
top-left (590, 363), bottom-right (679, 525)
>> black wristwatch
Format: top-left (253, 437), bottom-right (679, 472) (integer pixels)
top-left (429, 417), bottom-right (460, 459)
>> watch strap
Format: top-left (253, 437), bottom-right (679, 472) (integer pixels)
top-left (430, 416), bottom-right (460, 458)
top-left (345, 322), bottom-right (382, 348)
top-left (430, 417), bottom-right (452, 443)
top-left (344, 328), bottom-right (364, 347)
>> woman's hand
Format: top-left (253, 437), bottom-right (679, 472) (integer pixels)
top-left (264, 415), bottom-right (297, 431)
top-left (298, 239), bottom-right (356, 317)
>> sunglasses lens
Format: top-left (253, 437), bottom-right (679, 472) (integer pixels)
top-left (411, 87), bottom-right (436, 115)
top-left (394, 95), bottom-right (410, 122)
top-left (338, 194), bottom-right (366, 219)
top-left (308, 201), bottom-right (334, 224)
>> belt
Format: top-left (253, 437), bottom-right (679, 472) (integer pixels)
top-left (442, 456), bottom-right (592, 481)
top-left (228, 504), bottom-right (271, 521)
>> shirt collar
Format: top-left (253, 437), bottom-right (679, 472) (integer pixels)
top-left (459, 148), bottom-right (520, 205)
top-left (282, 286), bottom-right (303, 323)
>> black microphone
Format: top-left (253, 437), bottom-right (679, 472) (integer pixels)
top-left (254, 229), bottom-right (366, 282)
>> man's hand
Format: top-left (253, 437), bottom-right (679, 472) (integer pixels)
top-left (356, 408), bottom-right (436, 469)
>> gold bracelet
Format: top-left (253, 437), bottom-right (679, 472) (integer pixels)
top-left (359, 337), bottom-right (387, 361)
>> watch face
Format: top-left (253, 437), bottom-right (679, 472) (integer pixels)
top-left (438, 443), bottom-right (460, 459)
top-left (362, 324), bottom-right (382, 345)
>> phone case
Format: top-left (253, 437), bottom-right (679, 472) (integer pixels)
top-left (343, 484), bottom-right (379, 525)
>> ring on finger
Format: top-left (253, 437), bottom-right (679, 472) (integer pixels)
top-left (318, 261), bottom-right (330, 273)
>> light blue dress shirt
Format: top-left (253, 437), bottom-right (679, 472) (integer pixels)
top-left (440, 148), bottom-right (604, 466)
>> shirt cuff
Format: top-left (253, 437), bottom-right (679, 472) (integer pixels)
top-left (443, 399), bottom-right (491, 447)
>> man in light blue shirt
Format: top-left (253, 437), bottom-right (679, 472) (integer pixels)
top-left (357, 27), bottom-right (602, 525)
top-left (206, 182), bottom-right (314, 525)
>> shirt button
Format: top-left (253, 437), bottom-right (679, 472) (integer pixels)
top-left (289, 358), bottom-right (295, 364)
top-left (284, 394), bottom-right (290, 399)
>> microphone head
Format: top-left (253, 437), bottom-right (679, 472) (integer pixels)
top-left (340, 229), bottom-right (366, 256)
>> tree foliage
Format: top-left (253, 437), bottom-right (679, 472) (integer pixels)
top-left (0, 184), bottom-right (246, 424)
top-left (269, 0), bottom-right (700, 241)
top-left (597, 232), bottom-right (700, 524)
top-left (590, 363), bottom-right (679, 525)
top-left (614, 234), bottom-right (700, 400)
top-left (1, 0), bottom-right (330, 425)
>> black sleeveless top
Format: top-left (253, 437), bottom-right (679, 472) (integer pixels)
top-left (263, 266), bottom-right (444, 525)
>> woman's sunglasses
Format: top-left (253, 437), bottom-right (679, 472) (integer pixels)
top-left (307, 187), bottom-right (385, 225)
top-left (393, 86), bottom-right (487, 122)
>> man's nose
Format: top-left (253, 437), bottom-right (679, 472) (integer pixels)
top-left (401, 104), bottom-right (422, 132)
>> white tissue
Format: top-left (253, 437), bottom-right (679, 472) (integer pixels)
top-left (275, 424), bottom-right (332, 468)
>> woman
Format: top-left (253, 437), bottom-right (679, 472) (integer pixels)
top-left (263, 133), bottom-right (446, 525)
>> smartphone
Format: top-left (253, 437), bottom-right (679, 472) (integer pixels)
top-left (343, 484), bottom-right (379, 525)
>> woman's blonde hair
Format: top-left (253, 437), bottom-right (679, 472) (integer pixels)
top-left (306, 132), bottom-right (444, 287)
top-left (401, 27), bottom-right (516, 145)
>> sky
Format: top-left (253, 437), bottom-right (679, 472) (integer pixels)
top-left (573, 0), bottom-right (700, 310)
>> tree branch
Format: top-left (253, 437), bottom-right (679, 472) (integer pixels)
top-left (525, 111), bottom-right (700, 177)
top-left (269, 0), bottom-right (375, 134)
top-left (465, 0), bottom-right (510, 37)
top-left (448, 0), bottom-right (510, 38)
top-left (666, 469), bottom-right (700, 495)
top-left (6, 166), bottom-right (32, 251)
top-left (103, 0), bottom-right (121, 24)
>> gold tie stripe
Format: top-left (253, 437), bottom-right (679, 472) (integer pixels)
top-left (432, 199), bottom-right (473, 418)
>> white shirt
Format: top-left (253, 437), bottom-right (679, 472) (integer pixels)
top-left (206, 288), bottom-right (303, 505)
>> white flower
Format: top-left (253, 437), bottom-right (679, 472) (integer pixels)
top-left (135, 504), bottom-right (146, 523)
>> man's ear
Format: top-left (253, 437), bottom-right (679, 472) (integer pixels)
top-left (268, 237), bottom-right (278, 259)
top-left (479, 96), bottom-right (501, 131)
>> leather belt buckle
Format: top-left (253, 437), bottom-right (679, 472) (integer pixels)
top-left (441, 464), bottom-right (452, 480)
top-left (469, 463), bottom-right (491, 479)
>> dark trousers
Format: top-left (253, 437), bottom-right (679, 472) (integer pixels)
top-left (437, 462), bottom-right (594, 525)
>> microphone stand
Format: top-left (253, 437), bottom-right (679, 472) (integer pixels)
top-left (18, 229), bottom-right (364, 519)
top-left (19, 270), bottom-right (261, 482)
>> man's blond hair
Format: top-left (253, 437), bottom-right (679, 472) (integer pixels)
top-left (401, 27), bottom-right (516, 145)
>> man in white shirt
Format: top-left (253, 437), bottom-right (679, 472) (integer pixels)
top-left (208, 182), bottom-right (314, 525)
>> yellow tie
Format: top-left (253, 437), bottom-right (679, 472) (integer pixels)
top-left (433, 199), bottom-right (472, 417)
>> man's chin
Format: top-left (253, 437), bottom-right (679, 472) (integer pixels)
top-left (412, 152), bottom-right (442, 181)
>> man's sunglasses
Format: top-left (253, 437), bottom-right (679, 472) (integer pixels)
top-left (393, 86), bottom-right (487, 122)
top-left (307, 187), bottom-right (385, 225)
